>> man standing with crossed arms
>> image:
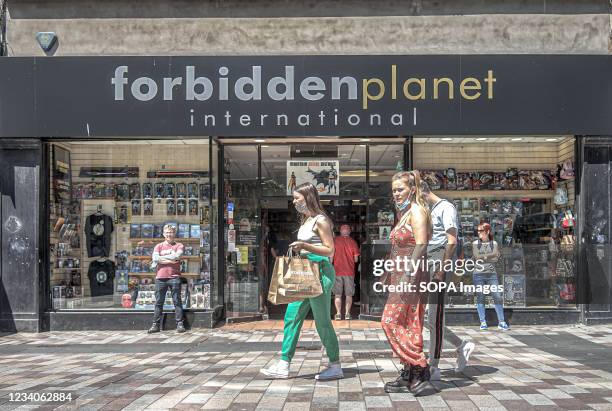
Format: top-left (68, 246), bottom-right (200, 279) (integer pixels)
top-left (420, 181), bottom-right (475, 380)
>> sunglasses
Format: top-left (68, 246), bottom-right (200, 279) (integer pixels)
top-left (477, 229), bottom-right (486, 232)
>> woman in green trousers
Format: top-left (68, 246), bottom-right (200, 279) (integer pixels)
top-left (260, 182), bottom-right (342, 380)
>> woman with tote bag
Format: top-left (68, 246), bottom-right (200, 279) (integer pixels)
top-left (260, 182), bottom-right (342, 380)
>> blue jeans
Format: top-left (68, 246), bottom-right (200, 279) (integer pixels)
top-left (153, 277), bottom-right (184, 325)
top-left (473, 272), bottom-right (505, 324)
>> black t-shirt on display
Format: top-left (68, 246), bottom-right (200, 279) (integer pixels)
top-left (85, 213), bottom-right (114, 257)
top-left (88, 259), bottom-right (116, 297)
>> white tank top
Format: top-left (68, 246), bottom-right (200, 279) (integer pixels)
top-left (297, 214), bottom-right (324, 250)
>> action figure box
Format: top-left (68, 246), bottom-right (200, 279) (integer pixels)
top-left (456, 173), bottom-right (472, 190)
top-left (141, 223), bottom-right (154, 238)
top-left (421, 170), bottom-right (445, 190)
top-left (129, 224), bottom-right (141, 238)
top-left (190, 224), bottom-right (201, 239)
top-left (445, 168), bottom-right (457, 190)
top-left (178, 223), bottom-right (190, 238)
top-left (476, 172), bottom-right (494, 190)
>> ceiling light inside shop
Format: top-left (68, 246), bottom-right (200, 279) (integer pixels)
top-left (476, 138), bottom-right (488, 141)
top-left (254, 139), bottom-right (266, 143)
top-left (546, 138), bottom-right (558, 142)
top-left (511, 138), bottom-right (523, 141)
top-left (360, 138), bottom-right (371, 142)
top-left (261, 145), bottom-right (269, 148)
top-left (441, 138), bottom-right (453, 141)
top-left (393, 155), bottom-right (401, 158)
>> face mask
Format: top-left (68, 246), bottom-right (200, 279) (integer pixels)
top-left (395, 198), bottom-right (411, 211)
top-left (295, 202), bottom-right (309, 214)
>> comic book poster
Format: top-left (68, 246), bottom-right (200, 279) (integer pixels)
top-left (287, 160), bottom-right (340, 196)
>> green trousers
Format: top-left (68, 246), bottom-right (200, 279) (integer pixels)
top-left (280, 254), bottom-right (340, 363)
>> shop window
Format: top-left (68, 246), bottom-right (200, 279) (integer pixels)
top-left (411, 137), bottom-right (577, 309)
top-left (362, 144), bottom-right (405, 316)
top-left (583, 140), bottom-right (612, 309)
top-left (223, 145), bottom-right (262, 317)
top-left (48, 140), bottom-right (218, 312)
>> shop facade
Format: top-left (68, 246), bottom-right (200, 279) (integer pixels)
top-left (0, 54), bottom-right (610, 332)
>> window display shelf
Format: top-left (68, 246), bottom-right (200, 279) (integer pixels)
top-left (128, 272), bottom-right (201, 277)
top-left (129, 256), bottom-right (201, 261)
top-left (436, 190), bottom-right (554, 199)
top-left (128, 238), bottom-right (201, 242)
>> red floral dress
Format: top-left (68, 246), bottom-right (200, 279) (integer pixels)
top-left (380, 213), bottom-right (429, 367)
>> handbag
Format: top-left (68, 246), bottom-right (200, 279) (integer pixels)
top-left (268, 251), bottom-right (323, 305)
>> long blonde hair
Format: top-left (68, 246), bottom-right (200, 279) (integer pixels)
top-left (392, 170), bottom-right (432, 239)
top-left (293, 182), bottom-right (333, 229)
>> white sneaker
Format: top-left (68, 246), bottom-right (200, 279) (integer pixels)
top-left (429, 366), bottom-right (441, 381)
top-left (260, 360), bottom-right (290, 379)
top-left (315, 362), bottom-right (344, 381)
top-left (455, 341), bottom-right (475, 372)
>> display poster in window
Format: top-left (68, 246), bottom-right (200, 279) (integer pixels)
top-left (237, 246), bottom-right (249, 264)
top-left (503, 274), bottom-right (526, 307)
top-left (287, 160), bottom-right (339, 196)
top-left (238, 234), bottom-right (257, 246)
top-left (228, 229), bottom-right (236, 252)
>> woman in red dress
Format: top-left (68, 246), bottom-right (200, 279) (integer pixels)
top-left (381, 170), bottom-right (436, 396)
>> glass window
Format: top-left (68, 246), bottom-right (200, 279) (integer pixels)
top-left (48, 140), bottom-right (217, 312)
top-left (412, 136), bottom-right (577, 309)
top-left (223, 145), bottom-right (262, 318)
top-left (583, 139), bottom-right (612, 309)
top-left (362, 143), bottom-right (405, 316)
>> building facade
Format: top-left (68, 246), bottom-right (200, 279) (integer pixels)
top-left (1, 1), bottom-right (611, 331)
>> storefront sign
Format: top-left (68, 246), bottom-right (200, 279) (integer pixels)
top-left (1, 56), bottom-right (611, 136)
top-left (287, 160), bottom-right (339, 195)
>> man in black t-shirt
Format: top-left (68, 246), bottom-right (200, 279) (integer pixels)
top-left (87, 259), bottom-right (116, 297)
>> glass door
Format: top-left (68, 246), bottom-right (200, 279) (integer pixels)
top-left (223, 145), bottom-right (262, 319)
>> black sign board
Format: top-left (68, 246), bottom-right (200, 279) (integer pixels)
top-left (0, 55), bottom-right (611, 137)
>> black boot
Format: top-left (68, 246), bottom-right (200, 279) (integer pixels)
top-left (147, 323), bottom-right (160, 334)
top-left (384, 365), bottom-right (412, 393)
top-left (176, 322), bottom-right (186, 333)
top-left (409, 365), bottom-right (438, 397)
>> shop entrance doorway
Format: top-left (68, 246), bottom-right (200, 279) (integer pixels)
top-left (261, 200), bottom-right (366, 320)
top-left (221, 138), bottom-right (406, 323)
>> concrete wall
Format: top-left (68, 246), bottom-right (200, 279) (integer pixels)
top-left (5, 1), bottom-right (612, 56)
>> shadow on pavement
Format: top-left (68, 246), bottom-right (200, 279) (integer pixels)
top-left (296, 366), bottom-right (381, 380)
top-left (432, 365), bottom-right (498, 391)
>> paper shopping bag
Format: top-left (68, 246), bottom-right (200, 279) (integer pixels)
top-left (268, 253), bottom-right (323, 304)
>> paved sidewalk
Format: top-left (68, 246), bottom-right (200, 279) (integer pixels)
top-left (0, 322), bottom-right (611, 410)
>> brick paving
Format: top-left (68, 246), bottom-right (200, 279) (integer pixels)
top-left (0, 322), bottom-right (611, 410)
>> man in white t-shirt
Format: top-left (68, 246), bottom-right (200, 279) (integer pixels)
top-left (420, 181), bottom-right (475, 380)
